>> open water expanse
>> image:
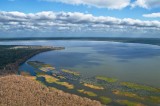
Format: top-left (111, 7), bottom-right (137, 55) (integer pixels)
top-left (1, 40), bottom-right (160, 105)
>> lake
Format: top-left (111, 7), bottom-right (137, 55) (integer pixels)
top-left (1, 40), bottom-right (160, 105)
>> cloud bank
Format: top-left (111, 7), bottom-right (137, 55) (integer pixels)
top-left (42, 0), bottom-right (130, 9)
top-left (131, 0), bottom-right (160, 9)
top-left (0, 11), bottom-right (159, 37)
top-left (41, 0), bottom-right (160, 9)
top-left (143, 12), bottom-right (160, 18)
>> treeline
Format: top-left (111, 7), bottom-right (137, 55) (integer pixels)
top-left (0, 46), bottom-right (37, 69)
top-left (0, 37), bottom-right (160, 46)
top-left (0, 45), bottom-right (60, 75)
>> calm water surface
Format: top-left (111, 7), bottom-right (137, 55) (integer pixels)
top-left (1, 40), bottom-right (160, 87)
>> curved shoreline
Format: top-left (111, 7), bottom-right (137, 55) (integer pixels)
top-left (0, 46), bottom-right (64, 76)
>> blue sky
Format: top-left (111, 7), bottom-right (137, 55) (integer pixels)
top-left (0, 0), bottom-right (160, 38)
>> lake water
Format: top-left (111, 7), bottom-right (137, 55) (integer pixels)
top-left (1, 40), bottom-right (160, 105)
top-left (1, 40), bottom-right (160, 87)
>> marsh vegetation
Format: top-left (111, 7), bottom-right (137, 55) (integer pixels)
top-left (20, 60), bottom-right (160, 106)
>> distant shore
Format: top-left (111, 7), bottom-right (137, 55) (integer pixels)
top-left (0, 37), bottom-right (160, 46)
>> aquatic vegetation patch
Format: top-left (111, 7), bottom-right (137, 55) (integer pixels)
top-left (27, 61), bottom-right (56, 72)
top-left (27, 61), bottom-right (43, 68)
top-left (55, 81), bottom-right (74, 89)
top-left (36, 72), bottom-right (46, 77)
top-left (83, 83), bottom-right (104, 90)
top-left (61, 69), bottom-right (80, 76)
top-left (99, 96), bottom-right (112, 104)
top-left (57, 70), bottom-right (80, 81)
top-left (39, 66), bottom-right (55, 72)
top-left (41, 75), bottom-right (74, 89)
top-left (113, 90), bottom-right (160, 104)
top-left (146, 96), bottom-right (160, 104)
top-left (78, 89), bottom-right (97, 97)
top-left (96, 76), bottom-right (118, 83)
top-left (116, 100), bottom-right (145, 106)
top-left (41, 75), bottom-right (59, 83)
top-left (121, 82), bottom-right (159, 92)
top-left (112, 90), bottom-right (144, 100)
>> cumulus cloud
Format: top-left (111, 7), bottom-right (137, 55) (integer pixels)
top-left (143, 13), bottom-right (160, 18)
top-left (0, 11), bottom-right (160, 34)
top-left (131, 0), bottom-right (160, 9)
top-left (42, 0), bottom-right (130, 9)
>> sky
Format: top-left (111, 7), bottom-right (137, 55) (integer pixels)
top-left (0, 0), bottom-right (160, 38)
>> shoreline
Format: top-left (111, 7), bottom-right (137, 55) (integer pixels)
top-left (0, 46), bottom-right (65, 76)
top-left (0, 37), bottom-right (160, 46)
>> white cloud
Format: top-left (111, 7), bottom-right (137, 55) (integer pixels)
top-left (42, 0), bottom-right (130, 9)
top-left (41, 0), bottom-right (160, 9)
top-left (131, 0), bottom-right (160, 9)
top-left (0, 11), bottom-right (159, 33)
top-left (143, 13), bottom-right (160, 18)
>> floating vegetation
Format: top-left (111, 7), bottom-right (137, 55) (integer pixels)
top-left (61, 69), bottom-right (80, 76)
top-left (36, 72), bottom-right (46, 77)
top-left (27, 61), bottom-right (55, 72)
top-left (78, 89), bottom-right (97, 97)
top-left (27, 61), bottom-right (44, 68)
top-left (42, 75), bottom-right (59, 83)
top-left (146, 96), bottom-right (160, 104)
top-left (113, 90), bottom-right (160, 104)
top-left (57, 69), bottom-right (80, 81)
top-left (96, 76), bottom-right (118, 83)
top-left (99, 96), bottom-right (112, 104)
top-left (39, 67), bottom-right (55, 72)
top-left (83, 83), bottom-right (104, 90)
top-left (113, 90), bottom-right (144, 100)
top-left (41, 75), bottom-right (74, 89)
top-left (56, 81), bottom-right (74, 89)
top-left (121, 82), bottom-right (159, 92)
top-left (116, 100), bottom-right (145, 106)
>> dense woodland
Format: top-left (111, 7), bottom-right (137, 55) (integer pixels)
top-left (0, 46), bottom-right (36, 69)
